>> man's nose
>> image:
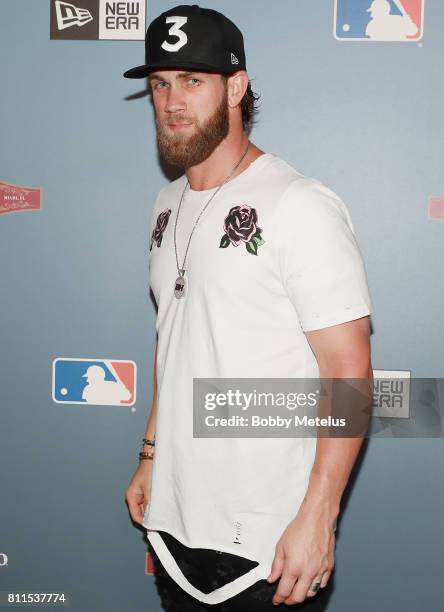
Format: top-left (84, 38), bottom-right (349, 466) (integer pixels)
top-left (164, 85), bottom-right (186, 114)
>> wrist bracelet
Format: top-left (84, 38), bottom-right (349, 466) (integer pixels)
top-left (139, 450), bottom-right (154, 460)
top-left (142, 438), bottom-right (155, 447)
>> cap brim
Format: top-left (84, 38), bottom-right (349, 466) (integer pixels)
top-left (123, 60), bottom-right (240, 79)
top-left (123, 64), bottom-right (154, 79)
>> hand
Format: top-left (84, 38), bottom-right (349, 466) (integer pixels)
top-left (125, 460), bottom-right (153, 525)
top-left (266, 503), bottom-right (336, 606)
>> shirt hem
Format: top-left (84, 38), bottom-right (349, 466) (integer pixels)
top-left (146, 528), bottom-right (270, 604)
top-left (300, 304), bottom-right (372, 332)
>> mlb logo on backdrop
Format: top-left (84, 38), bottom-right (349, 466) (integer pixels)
top-left (334, 0), bottom-right (424, 41)
top-left (52, 358), bottom-right (137, 406)
top-left (50, 0), bottom-right (146, 40)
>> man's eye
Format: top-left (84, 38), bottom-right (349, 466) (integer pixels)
top-left (188, 78), bottom-right (201, 86)
top-left (153, 81), bottom-right (168, 90)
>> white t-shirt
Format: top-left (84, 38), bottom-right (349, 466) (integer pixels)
top-left (144, 152), bottom-right (373, 604)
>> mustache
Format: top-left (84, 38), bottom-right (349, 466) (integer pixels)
top-left (163, 116), bottom-right (195, 126)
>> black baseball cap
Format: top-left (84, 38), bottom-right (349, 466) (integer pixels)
top-left (123, 4), bottom-right (246, 79)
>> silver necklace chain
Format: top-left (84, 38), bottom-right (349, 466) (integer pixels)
top-left (173, 141), bottom-right (251, 289)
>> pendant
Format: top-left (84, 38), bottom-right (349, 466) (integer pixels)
top-left (174, 270), bottom-right (186, 299)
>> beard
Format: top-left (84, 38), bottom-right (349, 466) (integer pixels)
top-left (155, 88), bottom-right (229, 168)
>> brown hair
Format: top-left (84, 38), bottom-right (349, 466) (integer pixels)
top-left (220, 74), bottom-right (261, 134)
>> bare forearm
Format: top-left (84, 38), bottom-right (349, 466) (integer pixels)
top-left (302, 437), bottom-right (364, 525)
top-left (143, 340), bottom-right (158, 440)
top-left (301, 363), bottom-right (373, 524)
top-left (144, 401), bottom-right (157, 439)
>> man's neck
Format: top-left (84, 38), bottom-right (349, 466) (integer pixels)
top-left (185, 135), bottom-right (265, 191)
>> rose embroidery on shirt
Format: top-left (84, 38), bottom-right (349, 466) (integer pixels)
top-left (150, 208), bottom-right (172, 251)
top-left (219, 205), bottom-right (265, 255)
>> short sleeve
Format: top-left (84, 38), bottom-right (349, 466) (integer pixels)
top-left (276, 178), bottom-right (373, 332)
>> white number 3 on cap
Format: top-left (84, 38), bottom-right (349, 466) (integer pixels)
top-left (161, 16), bottom-right (188, 52)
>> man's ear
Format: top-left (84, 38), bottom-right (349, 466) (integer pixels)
top-left (226, 71), bottom-right (249, 108)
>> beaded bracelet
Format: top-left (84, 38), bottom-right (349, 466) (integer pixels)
top-left (140, 437), bottom-right (155, 461)
top-left (142, 438), bottom-right (155, 447)
top-left (139, 450), bottom-right (154, 460)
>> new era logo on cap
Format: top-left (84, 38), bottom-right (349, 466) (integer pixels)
top-left (231, 52), bottom-right (239, 64)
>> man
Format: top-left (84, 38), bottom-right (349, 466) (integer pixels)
top-left (124, 4), bottom-right (373, 610)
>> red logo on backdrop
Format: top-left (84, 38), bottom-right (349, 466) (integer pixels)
top-left (428, 196), bottom-right (444, 220)
top-left (0, 181), bottom-right (42, 215)
top-left (145, 551), bottom-right (155, 576)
